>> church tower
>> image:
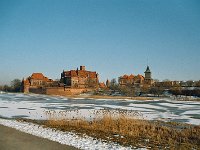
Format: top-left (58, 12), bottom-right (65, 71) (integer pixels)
top-left (144, 66), bottom-right (153, 85)
top-left (144, 66), bottom-right (151, 79)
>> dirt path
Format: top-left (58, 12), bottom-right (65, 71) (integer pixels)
top-left (0, 125), bottom-right (79, 150)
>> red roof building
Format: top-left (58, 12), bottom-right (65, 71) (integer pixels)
top-left (119, 74), bottom-right (144, 87)
top-left (60, 66), bottom-right (99, 88)
top-left (118, 66), bottom-right (153, 87)
top-left (21, 73), bottom-right (53, 93)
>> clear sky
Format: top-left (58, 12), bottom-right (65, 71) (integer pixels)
top-left (0, 0), bottom-right (200, 85)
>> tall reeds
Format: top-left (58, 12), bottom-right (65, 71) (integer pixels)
top-left (41, 109), bottom-right (200, 149)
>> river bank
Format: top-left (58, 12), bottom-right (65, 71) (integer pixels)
top-left (26, 92), bottom-right (200, 101)
top-left (2, 91), bottom-right (200, 102)
top-left (62, 94), bottom-right (160, 100)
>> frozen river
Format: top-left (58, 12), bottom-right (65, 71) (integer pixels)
top-left (0, 92), bottom-right (200, 125)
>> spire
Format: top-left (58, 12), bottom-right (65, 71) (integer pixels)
top-left (145, 65), bottom-right (151, 73)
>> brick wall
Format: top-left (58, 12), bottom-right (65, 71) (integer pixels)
top-left (25, 86), bottom-right (94, 96)
top-left (29, 87), bottom-right (46, 94)
top-left (45, 87), bottom-right (89, 96)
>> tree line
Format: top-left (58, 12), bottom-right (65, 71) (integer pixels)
top-left (1, 78), bottom-right (200, 97)
top-left (100, 78), bottom-right (200, 97)
top-left (0, 79), bottom-right (21, 92)
top-left (169, 88), bottom-right (200, 97)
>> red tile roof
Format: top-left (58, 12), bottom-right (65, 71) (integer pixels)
top-left (70, 70), bottom-right (78, 77)
top-left (129, 74), bottom-right (135, 78)
top-left (99, 82), bottom-right (106, 88)
top-left (30, 73), bottom-right (50, 81)
top-left (31, 73), bottom-right (45, 79)
top-left (121, 74), bottom-right (135, 79)
top-left (122, 75), bottom-right (129, 79)
top-left (135, 74), bottom-right (144, 80)
top-left (64, 69), bottom-right (97, 78)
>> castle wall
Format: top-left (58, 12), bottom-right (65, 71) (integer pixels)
top-left (46, 87), bottom-right (93, 96)
top-left (29, 87), bottom-right (46, 94)
top-left (45, 87), bottom-right (72, 96)
top-left (25, 86), bottom-right (92, 96)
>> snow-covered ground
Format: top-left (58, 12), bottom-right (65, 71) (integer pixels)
top-left (0, 93), bottom-right (200, 125)
top-left (0, 118), bottom-right (134, 150)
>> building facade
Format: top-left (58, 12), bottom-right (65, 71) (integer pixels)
top-left (118, 74), bottom-right (145, 87)
top-left (60, 66), bottom-right (99, 88)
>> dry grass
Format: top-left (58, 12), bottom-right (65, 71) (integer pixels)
top-left (20, 109), bottom-right (200, 149)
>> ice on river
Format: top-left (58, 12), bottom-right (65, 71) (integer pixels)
top-left (0, 93), bottom-right (200, 125)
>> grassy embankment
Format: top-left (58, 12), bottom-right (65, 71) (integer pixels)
top-left (19, 109), bottom-right (200, 149)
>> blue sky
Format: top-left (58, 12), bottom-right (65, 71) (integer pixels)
top-left (0, 0), bottom-right (200, 84)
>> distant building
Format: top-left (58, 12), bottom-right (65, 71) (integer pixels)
top-left (118, 66), bottom-right (153, 88)
top-left (118, 74), bottom-right (144, 87)
top-left (21, 73), bottom-right (53, 93)
top-left (144, 66), bottom-right (154, 86)
top-left (60, 66), bottom-right (99, 89)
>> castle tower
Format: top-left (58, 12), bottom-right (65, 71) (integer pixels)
top-left (144, 66), bottom-right (151, 79)
top-left (144, 66), bottom-right (153, 85)
top-left (21, 78), bottom-right (30, 93)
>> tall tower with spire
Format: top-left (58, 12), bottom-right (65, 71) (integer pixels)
top-left (144, 66), bottom-right (153, 85)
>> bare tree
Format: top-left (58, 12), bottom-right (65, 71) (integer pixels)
top-left (11, 79), bottom-right (21, 92)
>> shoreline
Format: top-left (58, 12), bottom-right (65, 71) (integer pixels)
top-left (6, 91), bottom-right (163, 100)
top-left (59, 94), bottom-right (200, 101)
top-left (45, 93), bottom-right (200, 101)
top-left (2, 91), bottom-right (200, 101)
top-left (63, 94), bottom-right (162, 100)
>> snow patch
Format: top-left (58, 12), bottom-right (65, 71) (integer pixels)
top-left (0, 118), bottom-right (135, 150)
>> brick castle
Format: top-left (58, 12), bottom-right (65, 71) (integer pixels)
top-left (60, 66), bottom-right (99, 88)
top-left (21, 66), bottom-right (99, 95)
top-left (21, 65), bottom-right (153, 95)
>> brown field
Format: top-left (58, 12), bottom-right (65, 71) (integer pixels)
top-left (19, 109), bottom-right (200, 149)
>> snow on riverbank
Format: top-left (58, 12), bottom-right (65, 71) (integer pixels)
top-left (0, 118), bottom-right (136, 150)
